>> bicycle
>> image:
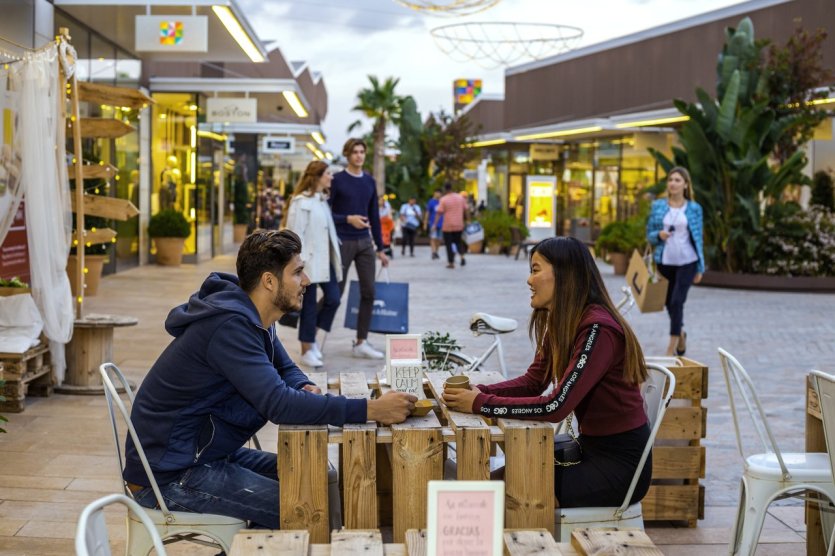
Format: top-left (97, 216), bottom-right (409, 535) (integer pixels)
top-left (422, 286), bottom-right (635, 377)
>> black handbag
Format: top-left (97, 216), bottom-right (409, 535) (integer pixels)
top-left (554, 415), bottom-right (582, 466)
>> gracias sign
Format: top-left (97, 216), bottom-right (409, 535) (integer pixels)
top-left (135, 15), bottom-right (208, 53)
top-left (206, 98), bottom-right (258, 123)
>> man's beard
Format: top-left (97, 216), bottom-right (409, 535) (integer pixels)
top-left (273, 282), bottom-right (303, 314)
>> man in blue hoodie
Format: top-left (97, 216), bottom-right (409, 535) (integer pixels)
top-left (125, 229), bottom-right (415, 529)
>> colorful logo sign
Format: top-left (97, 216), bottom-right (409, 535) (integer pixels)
top-left (159, 21), bottom-right (184, 45)
top-left (453, 79), bottom-right (482, 110)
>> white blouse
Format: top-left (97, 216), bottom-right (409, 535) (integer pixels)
top-left (661, 202), bottom-right (699, 266)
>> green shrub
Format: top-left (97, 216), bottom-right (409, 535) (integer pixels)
top-left (479, 210), bottom-right (528, 249)
top-left (148, 209), bottom-right (191, 238)
top-left (752, 205), bottom-right (835, 276)
top-left (595, 219), bottom-right (645, 254)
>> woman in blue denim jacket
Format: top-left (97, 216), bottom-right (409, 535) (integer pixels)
top-left (646, 167), bottom-right (705, 356)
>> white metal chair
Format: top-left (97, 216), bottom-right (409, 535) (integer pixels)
top-left (719, 349), bottom-right (835, 556)
top-left (556, 362), bottom-right (676, 540)
top-left (76, 493), bottom-right (166, 556)
top-left (100, 363), bottom-right (245, 556)
top-left (810, 370), bottom-right (835, 556)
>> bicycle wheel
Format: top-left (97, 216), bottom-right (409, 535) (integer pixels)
top-left (424, 350), bottom-right (482, 374)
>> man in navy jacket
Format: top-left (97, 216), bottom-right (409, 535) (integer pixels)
top-left (125, 229), bottom-right (415, 528)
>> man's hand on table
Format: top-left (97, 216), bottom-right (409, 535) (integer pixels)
top-left (442, 387), bottom-right (479, 414)
top-left (367, 391), bottom-right (417, 425)
top-left (302, 384), bottom-right (322, 395)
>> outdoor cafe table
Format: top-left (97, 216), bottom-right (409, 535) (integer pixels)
top-left (276, 371), bottom-right (558, 544)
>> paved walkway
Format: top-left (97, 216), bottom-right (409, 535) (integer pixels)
top-left (1, 245), bottom-right (832, 554)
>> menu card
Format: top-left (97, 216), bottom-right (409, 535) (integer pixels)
top-left (427, 480), bottom-right (504, 556)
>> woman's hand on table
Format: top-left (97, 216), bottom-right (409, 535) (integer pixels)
top-left (442, 387), bottom-right (479, 414)
top-left (367, 391), bottom-right (417, 425)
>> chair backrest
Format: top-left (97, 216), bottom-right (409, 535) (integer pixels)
top-left (75, 493), bottom-right (166, 556)
top-left (811, 370), bottom-right (835, 481)
top-left (717, 348), bottom-right (789, 479)
top-left (100, 363), bottom-right (174, 518)
top-left (616, 363), bottom-right (676, 515)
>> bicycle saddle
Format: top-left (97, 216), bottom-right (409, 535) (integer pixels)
top-left (470, 312), bottom-right (518, 335)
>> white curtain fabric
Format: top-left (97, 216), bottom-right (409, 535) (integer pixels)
top-left (9, 43), bottom-right (74, 381)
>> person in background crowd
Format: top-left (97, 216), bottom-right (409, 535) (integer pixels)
top-left (399, 196), bottom-right (422, 257)
top-left (283, 161), bottom-right (342, 368)
top-left (124, 229), bottom-right (415, 531)
top-left (329, 138), bottom-right (389, 359)
top-left (424, 189), bottom-right (443, 260)
top-left (646, 166), bottom-right (705, 356)
top-left (435, 183), bottom-right (467, 269)
top-left (378, 195), bottom-right (395, 259)
top-left (443, 237), bottom-right (652, 509)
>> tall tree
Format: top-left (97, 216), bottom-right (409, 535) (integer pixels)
top-left (422, 110), bottom-right (480, 186)
top-left (386, 96), bottom-right (427, 201)
top-left (348, 76), bottom-right (405, 195)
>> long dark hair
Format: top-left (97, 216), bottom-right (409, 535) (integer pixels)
top-left (280, 160), bottom-right (329, 228)
top-left (528, 237), bottom-right (647, 385)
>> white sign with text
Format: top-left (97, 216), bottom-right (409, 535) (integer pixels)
top-left (427, 481), bottom-right (504, 556)
top-left (206, 98), bottom-right (258, 124)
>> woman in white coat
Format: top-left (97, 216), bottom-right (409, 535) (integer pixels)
top-left (283, 161), bottom-right (343, 367)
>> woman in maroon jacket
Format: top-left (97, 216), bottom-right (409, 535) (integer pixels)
top-left (443, 236), bottom-right (651, 507)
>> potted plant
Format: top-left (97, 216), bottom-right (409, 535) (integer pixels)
top-left (595, 220), bottom-right (645, 275)
top-left (0, 277), bottom-right (30, 297)
top-left (479, 210), bottom-right (527, 255)
top-left (148, 209), bottom-right (191, 266)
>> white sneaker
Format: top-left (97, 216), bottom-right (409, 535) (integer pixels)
top-left (310, 341), bottom-right (324, 361)
top-left (352, 341), bottom-right (383, 359)
top-left (300, 350), bottom-right (323, 368)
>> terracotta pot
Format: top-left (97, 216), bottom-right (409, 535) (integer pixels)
top-left (467, 240), bottom-right (483, 254)
top-left (233, 224), bottom-right (248, 243)
top-left (153, 237), bottom-right (186, 266)
top-left (486, 243), bottom-right (504, 255)
top-left (609, 252), bottom-right (629, 275)
top-left (67, 254), bottom-right (106, 297)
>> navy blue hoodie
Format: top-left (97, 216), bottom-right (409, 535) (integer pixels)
top-left (123, 272), bottom-right (366, 486)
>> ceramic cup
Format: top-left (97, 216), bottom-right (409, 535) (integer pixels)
top-left (411, 399), bottom-right (434, 417)
top-left (444, 375), bottom-right (470, 391)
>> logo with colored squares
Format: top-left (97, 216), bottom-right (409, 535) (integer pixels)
top-left (453, 79), bottom-right (482, 109)
top-left (159, 21), bottom-right (184, 46)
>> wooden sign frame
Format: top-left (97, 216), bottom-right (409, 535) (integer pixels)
top-left (427, 480), bottom-right (504, 556)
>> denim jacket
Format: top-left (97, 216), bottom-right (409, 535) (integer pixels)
top-left (646, 199), bottom-right (705, 274)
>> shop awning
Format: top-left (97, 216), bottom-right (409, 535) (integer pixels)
top-left (54, 0), bottom-right (268, 63)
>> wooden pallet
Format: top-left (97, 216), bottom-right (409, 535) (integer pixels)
top-left (0, 341), bottom-right (54, 413)
top-left (643, 356), bottom-right (707, 526)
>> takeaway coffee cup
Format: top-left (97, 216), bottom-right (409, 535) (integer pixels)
top-left (444, 375), bottom-right (470, 391)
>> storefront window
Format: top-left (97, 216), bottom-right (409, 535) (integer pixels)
top-left (560, 143), bottom-right (594, 241)
top-left (484, 149), bottom-right (508, 212)
top-left (621, 134), bottom-right (665, 220)
top-left (595, 140), bottom-right (620, 230)
top-left (151, 93), bottom-right (199, 256)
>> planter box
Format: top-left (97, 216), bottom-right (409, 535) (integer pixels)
top-left (700, 270), bottom-right (835, 293)
top-left (0, 287), bottom-right (31, 297)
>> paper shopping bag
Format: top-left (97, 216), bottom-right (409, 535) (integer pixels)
top-left (343, 270), bottom-right (409, 334)
top-left (626, 249), bottom-right (668, 313)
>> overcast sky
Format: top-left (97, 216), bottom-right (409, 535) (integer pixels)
top-left (236, 0), bottom-right (749, 153)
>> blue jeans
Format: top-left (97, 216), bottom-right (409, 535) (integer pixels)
top-left (134, 448), bottom-right (342, 530)
top-left (657, 261), bottom-right (698, 336)
top-left (299, 266), bottom-right (341, 343)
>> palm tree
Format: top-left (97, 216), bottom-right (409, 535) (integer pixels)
top-left (348, 76), bottom-right (404, 196)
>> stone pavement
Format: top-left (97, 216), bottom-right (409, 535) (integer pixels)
top-left (1, 245), bottom-right (832, 554)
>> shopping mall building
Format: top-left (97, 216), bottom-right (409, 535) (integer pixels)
top-left (0, 0), bottom-right (330, 277)
top-left (462, 0), bottom-right (834, 242)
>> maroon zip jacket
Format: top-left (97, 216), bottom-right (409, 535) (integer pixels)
top-left (472, 305), bottom-right (647, 436)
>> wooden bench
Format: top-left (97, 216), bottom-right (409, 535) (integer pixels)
top-left (229, 527), bottom-right (660, 555)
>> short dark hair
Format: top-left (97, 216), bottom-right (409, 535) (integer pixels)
top-left (444, 182), bottom-right (453, 192)
top-left (236, 229), bottom-right (302, 293)
top-left (342, 137), bottom-right (367, 157)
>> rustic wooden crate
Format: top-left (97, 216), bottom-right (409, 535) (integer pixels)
top-left (0, 341), bottom-right (51, 381)
top-left (643, 356), bottom-right (707, 526)
top-left (0, 341), bottom-right (55, 413)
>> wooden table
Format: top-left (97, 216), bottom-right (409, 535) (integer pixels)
top-left (276, 371), bottom-right (557, 544)
top-left (806, 374), bottom-right (826, 556)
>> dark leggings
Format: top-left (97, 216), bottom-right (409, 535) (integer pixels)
top-left (443, 231), bottom-right (464, 264)
top-left (401, 226), bottom-right (416, 255)
top-left (657, 261), bottom-right (698, 336)
top-left (555, 423), bottom-right (652, 508)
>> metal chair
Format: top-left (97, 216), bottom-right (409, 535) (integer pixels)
top-left (556, 363), bottom-right (676, 540)
top-left (76, 493), bottom-right (166, 556)
top-left (100, 363), bottom-right (245, 556)
top-left (810, 370), bottom-right (835, 556)
top-left (510, 226), bottom-right (537, 260)
top-left (719, 349), bottom-right (835, 556)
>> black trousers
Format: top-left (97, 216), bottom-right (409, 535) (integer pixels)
top-left (443, 231), bottom-right (464, 264)
top-left (401, 226), bottom-right (417, 255)
top-left (657, 261), bottom-right (698, 336)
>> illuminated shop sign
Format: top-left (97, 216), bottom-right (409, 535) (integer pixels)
top-left (262, 136), bottom-right (296, 154)
top-left (135, 16), bottom-right (208, 53)
top-left (525, 175), bottom-right (556, 240)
